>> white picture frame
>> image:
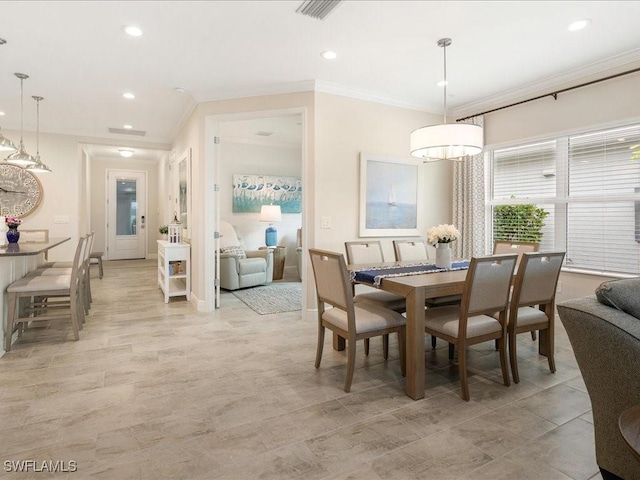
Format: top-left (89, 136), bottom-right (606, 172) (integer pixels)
top-left (359, 153), bottom-right (423, 237)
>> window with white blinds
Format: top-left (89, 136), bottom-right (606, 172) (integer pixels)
top-left (488, 123), bottom-right (640, 275)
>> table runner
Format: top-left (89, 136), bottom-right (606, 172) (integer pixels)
top-left (350, 261), bottom-right (470, 288)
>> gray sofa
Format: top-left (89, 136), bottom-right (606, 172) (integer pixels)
top-left (558, 294), bottom-right (640, 480)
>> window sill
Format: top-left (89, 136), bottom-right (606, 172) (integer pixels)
top-left (561, 267), bottom-right (638, 279)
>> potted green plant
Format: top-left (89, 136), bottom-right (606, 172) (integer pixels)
top-left (493, 203), bottom-right (548, 243)
top-left (159, 225), bottom-right (168, 240)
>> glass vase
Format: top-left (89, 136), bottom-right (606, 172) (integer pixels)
top-left (6, 224), bottom-right (20, 244)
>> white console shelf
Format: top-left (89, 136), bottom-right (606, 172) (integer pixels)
top-left (157, 240), bottom-right (191, 303)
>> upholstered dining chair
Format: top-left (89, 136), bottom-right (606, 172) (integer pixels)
top-left (5, 235), bottom-right (87, 351)
top-left (393, 239), bottom-right (462, 348)
top-left (309, 248), bottom-right (406, 392)
top-left (392, 239), bottom-right (429, 261)
top-left (494, 240), bottom-right (539, 340)
top-left (424, 254), bottom-right (518, 401)
top-left (345, 240), bottom-right (406, 358)
top-left (507, 251), bottom-right (565, 383)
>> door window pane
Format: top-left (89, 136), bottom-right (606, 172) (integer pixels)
top-left (116, 180), bottom-right (137, 235)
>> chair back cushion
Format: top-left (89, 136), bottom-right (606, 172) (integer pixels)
top-left (465, 254), bottom-right (518, 316)
top-left (219, 221), bottom-right (245, 250)
top-left (513, 252), bottom-right (565, 307)
top-left (345, 241), bottom-right (384, 264)
top-left (493, 241), bottom-right (538, 268)
top-left (309, 249), bottom-right (351, 311)
top-left (394, 240), bottom-right (429, 261)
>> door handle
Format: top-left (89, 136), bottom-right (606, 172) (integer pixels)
top-left (141, 215), bottom-right (145, 229)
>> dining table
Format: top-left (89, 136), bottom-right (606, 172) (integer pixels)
top-left (344, 260), bottom-right (470, 400)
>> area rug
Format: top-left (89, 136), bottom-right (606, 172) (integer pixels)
top-left (232, 282), bottom-right (302, 315)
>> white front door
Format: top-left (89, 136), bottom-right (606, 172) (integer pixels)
top-left (107, 170), bottom-right (147, 260)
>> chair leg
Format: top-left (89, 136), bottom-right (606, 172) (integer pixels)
top-left (5, 293), bottom-right (17, 352)
top-left (531, 330), bottom-right (537, 341)
top-left (431, 335), bottom-right (436, 349)
top-left (315, 325), bottom-right (325, 368)
top-left (344, 340), bottom-right (356, 392)
top-left (448, 343), bottom-right (455, 359)
top-left (98, 257), bottom-right (104, 279)
top-left (398, 329), bottom-right (406, 377)
top-left (382, 334), bottom-right (389, 360)
top-left (498, 336), bottom-right (511, 387)
top-left (364, 338), bottom-right (369, 356)
top-left (509, 331), bottom-right (520, 384)
top-left (540, 328), bottom-right (556, 373)
top-left (458, 346), bottom-right (470, 401)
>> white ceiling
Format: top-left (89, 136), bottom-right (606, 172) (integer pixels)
top-left (1, 0), bottom-right (640, 151)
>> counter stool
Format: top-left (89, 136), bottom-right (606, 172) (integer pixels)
top-left (5, 236), bottom-right (86, 352)
top-left (90, 251), bottom-right (104, 279)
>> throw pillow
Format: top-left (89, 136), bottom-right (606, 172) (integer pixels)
top-left (595, 277), bottom-right (640, 319)
top-left (220, 246), bottom-right (247, 259)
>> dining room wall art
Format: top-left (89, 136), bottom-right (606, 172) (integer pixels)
top-left (359, 153), bottom-right (423, 237)
top-left (232, 174), bottom-right (302, 213)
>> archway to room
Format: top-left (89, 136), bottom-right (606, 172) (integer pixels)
top-left (204, 109), bottom-right (306, 312)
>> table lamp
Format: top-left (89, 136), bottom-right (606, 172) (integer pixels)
top-left (260, 205), bottom-right (282, 247)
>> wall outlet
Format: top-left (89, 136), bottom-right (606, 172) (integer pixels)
top-left (556, 281), bottom-right (562, 293)
top-left (321, 216), bottom-right (331, 229)
top-left (54, 215), bottom-right (71, 224)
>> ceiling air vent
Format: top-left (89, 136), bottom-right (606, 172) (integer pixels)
top-left (255, 131), bottom-right (274, 137)
top-left (296, 0), bottom-right (343, 20)
top-left (108, 127), bottom-right (146, 136)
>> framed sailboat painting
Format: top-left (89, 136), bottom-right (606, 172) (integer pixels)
top-left (359, 153), bottom-right (423, 237)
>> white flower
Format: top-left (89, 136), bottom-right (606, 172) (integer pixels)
top-left (426, 224), bottom-right (460, 245)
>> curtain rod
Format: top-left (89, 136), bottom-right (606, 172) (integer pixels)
top-left (456, 66), bottom-right (640, 122)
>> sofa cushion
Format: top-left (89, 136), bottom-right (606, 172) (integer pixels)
top-left (595, 277), bottom-right (640, 319)
top-left (221, 246), bottom-right (246, 259)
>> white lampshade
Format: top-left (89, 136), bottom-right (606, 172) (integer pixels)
top-left (260, 205), bottom-right (282, 223)
top-left (410, 123), bottom-right (484, 161)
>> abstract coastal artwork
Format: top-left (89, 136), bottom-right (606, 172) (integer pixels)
top-left (232, 174), bottom-right (302, 213)
top-left (359, 153), bottom-right (422, 237)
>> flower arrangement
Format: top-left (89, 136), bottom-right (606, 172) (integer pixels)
top-left (159, 225), bottom-right (168, 235)
top-left (426, 224), bottom-right (460, 246)
top-left (5, 216), bottom-right (22, 228)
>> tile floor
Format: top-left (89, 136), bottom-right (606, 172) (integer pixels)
top-left (0, 259), bottom-right (603, 480)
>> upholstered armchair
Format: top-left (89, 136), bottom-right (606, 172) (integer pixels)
top-left (218, 221), bottom-right (273, 290)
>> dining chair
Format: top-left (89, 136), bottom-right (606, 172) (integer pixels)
top-left (507, 251), bottom-right (565, 383)
top-left (424, 254), bottom-right (518, 401)
top-left (493, 240), bottom-right (539, 340)
top-left (5, 235), bottom-right (87, 351)
top-left (393, 239), bottom-right (462, 349)
top-left (309, 248), bottom-right (406, 392)
top-left (345, 240), bottom-right (406, 358)
top-left (392, 239), bottom-right (429, 261)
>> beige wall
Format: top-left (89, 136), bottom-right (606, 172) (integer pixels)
top-left (2, 129), bottom-right (82, 261)
top-left (484, 67), bottom-right (640, 299)
top-left (313, 92), bottom-right (448, 259)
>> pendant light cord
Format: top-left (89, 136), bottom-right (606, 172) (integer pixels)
top-left (19, 77), bottom-right (24, 143)
top-left (442, 42), bottom-right (448, 124)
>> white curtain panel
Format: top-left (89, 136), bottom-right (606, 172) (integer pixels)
top-left (453, 115), bottom-right (485, 259)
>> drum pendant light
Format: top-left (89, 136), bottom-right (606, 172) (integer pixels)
top-left (410, 38), bottom-right (483, 162)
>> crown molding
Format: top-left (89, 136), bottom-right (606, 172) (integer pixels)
top-left (450, 47), bottom-right (640, 119)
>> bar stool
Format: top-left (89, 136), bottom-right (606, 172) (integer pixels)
top-left (90, 251), bottom-right (104, 279)
top-left (5, 236), bottom-right (87, 352)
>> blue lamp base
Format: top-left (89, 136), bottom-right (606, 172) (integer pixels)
top-left (265, 225), bottom-right (278, 247)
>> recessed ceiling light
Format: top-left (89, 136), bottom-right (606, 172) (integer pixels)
top-left (321, 50), bottom-right (337, 60)
top-left (0, 111), bottom-right (5, 116)
top-left (123, 25), bottom-right (143, 37)
top-left (436, 80), bottom-right (448, 87)
top-left (118, 148), bottom-right (134, 158)
top-left (123, 124), bottom-right (133, 129)
top-left (568, 19), bottom-right (591, 31)
top-left (123, 92), bottom-right (135, 99)
top-left (174, 87), bottom-right (186, 93)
